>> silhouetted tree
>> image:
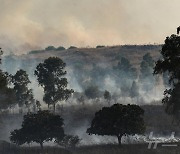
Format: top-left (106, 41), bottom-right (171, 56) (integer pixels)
top-left (114, 57), bottom-right (138, 93)
top-left (32, 100), bottom-right (41, 112)
top-left (154, 34), bottom-right (180, 85)
top-left (104, 90), bottom-right (111, 105)
top-left (140, 53), bottom-right (155, 91)
top-left (130, 81), bottom-right (139, 98)
top-left (87, 104), bottom-right (145, 145)
top-left (68, 46), bottom-right (77, 49)
top-left (56, 46), bottom-right (65, 51)
top-left (162, 83), bottom-right (180, 117)
top-left (0, 71), bottom-right (16, 110)
top-left (10, 110), bottom-right (65, 150)
top-left (154, 34), bottom-right (180, 120)
top-left (0, 49), bottom-right (16, 110)
top-left (45, 46), bottom-right (56, 51)
top-left (12, 69), bottom-right (34, 112)
top-left (34, 57), bottom-right (73, 112)
top-left (84, 85), bottom-right (100, 99)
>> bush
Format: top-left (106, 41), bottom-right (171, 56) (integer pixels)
top-left (45, 46), bottom-right (56, 51)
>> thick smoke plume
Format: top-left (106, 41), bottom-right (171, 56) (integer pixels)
top-left (0, 0), bottom-right (180, 54)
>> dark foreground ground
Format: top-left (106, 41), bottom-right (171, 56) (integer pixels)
top-left (1, 143), bottom-right (180, 154)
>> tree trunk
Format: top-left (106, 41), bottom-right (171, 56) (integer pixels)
top-left (53, 103), bottom-right (56, 113)
top-left (40, 142), bottom-right (43, 151)
top-left (117, 134), bottom-right (123, 145)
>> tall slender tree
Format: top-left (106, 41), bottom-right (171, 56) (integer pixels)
top-left (0, 48), bottom-right (16, 110)
top-left (12, 69), bottom-right (34, 112)
top-left (34, 57), bottom-right (73, 112)
top-left (140, 53), bottom-right (155, 91)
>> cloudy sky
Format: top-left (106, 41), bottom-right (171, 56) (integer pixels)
top-left (0, 0), bottom-right (179, 54)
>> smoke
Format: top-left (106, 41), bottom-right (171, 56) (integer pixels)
top-left (0, 0), bottom-right (180, 54)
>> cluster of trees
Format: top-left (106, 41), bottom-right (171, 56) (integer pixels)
top-left (9, 31), bottom-right (180, 150)
top-left (72, 52), bottom-right (157, 104)
top-left (0, 50), bottom-right (145, 150)
top-left (0, 55), bottom-right (74, 113)
top-left (10, 103), bottom-right (145, 150)
top-left (10, 110), bottom-right (80, 150)
top-left (1, 30), bottom-right (180, 151)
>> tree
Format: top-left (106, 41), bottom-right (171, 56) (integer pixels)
top-left (68, 46), bottom-right (77, 49)
top-left (84, 85), bottom-right (100, 99)
top-left (0, 48), bottom-right (16, 110)
top-left (129, 81), bottom-right (139, 98)
top-left (113, 57), bottom-right (138, 93)
top-left (87, 104), bottom-right (145, 145)
top-left (139, 53), bottom-right (155, 91)
top-left (162, 83), bottom-right (180, 118)
top-left (12, 69), bottom-right (34, 112)
top-left (104, 90), bottom-right (111, 105)
top-left (34, 57), bottom-right (73, 112)
top-left (0, 71), bottom-right (16, 110)
top-left (45, 46), bottom-right (56, 51)
top-left (154, 34), bottom-right (180, 120)
top-left (10, 110), bottom-right (65, 150)
top-left (154, 34), bottom-right (180, 85)
top-left (56, 46), bottom-right (65, 51)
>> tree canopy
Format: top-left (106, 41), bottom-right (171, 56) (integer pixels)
top-left (0, 49), bottom-right (16, 110)
top-left (154, 34), bottom-right (180, 121)
top-left (129, 81), bottom-right (139, 98)
top-left (140, 53), bottom-right (155, 91)
top-left (113, 57), bottom-right (138, 93)
top-left (34, 57), bottom-right (73, 112)
top-left (154, 34), bottom-right (180, 85)
top-left (12, 69), bottom-right (34, 110)
top-left (87, 104), bottom-right (145, 145)
top-left (10, 110), bottom-right (65, 150)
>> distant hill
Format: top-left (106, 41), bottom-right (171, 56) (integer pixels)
top-left (2, 45), bottom-right (161, 74)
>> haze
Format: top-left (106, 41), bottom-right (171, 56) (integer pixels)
top-left (0, 0), bottom-right (179, 54)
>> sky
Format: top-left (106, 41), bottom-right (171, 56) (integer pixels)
top-left (0, 0), bottom-right (179, 54)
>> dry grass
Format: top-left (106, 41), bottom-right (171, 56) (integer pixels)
top-left (1, 143), bottom-right (180, 154)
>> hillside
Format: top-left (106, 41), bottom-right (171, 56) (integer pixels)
top-left (2, 45), bottom-right (161, 73)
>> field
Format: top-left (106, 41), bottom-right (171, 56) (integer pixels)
top-left (1, 143), bottom-right (180, 154)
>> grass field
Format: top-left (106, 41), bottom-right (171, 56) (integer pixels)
top-left (1, 143), bottom-right (180, 154)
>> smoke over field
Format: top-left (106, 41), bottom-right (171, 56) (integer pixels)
top-left (0, 44), bottom-right (176, 147)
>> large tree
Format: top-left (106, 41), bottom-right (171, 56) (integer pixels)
top-left (12, 69), bottom-right (34, 112)
top-left (87, 104), bottom-right (145, 145)
top-left (154, 34), bottom-right (180, 85)
top-left (34, 57), bottom-right (73, 112)
top-left (0, 48), bottom-right (16, 110)
top-left (154, 34), bottom-right (180, 119)
top-left (10, 110), bottom-right (65, 150)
